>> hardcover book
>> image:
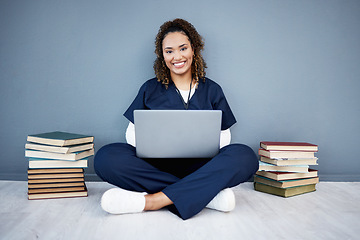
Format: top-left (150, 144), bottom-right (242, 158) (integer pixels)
top-left (25, 142), bottom-right (94, 154)
top-left (28, 186), bottom-right (88, 200)
top-left (254, 182), bottom-right (316, 197)
top-left (254, 175), bottom-right (319, 188)
top-left (28, 177), bottom-right (85, 184)
top-left (258, 161), bottom-right (309, 173)
top-left (28, 186), bottom-right (86, 194)
top-left (28, 173), bottom-right (84, 179)
top-left (28, 182), bottom-right (85, 189)
top-left (255, 169), bottom-right (318, 181)
top-left (259, 149), bottom-right (316, 159)
top-left (25, 149), bottom-right (94, 161)
top-left (28, 158), bottom-right (88, 169)
top-left (260, 156), bottom-right (318, 166)
top-left (27, 131), bottom-right (94, 147)
top-left (260, 141), bottom-right (318, 151)
top-left (27, 168), bottom-right (84, 174)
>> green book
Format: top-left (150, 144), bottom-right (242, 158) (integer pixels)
top-left (254, 175), bottom-right (319, 188)
top-left (25, 148), bottom-right (94, 161)
top-left (27, 131), bottom-right (94, 147)
top-left (25, 142), bottom-right (94, 154)
top-left (254, 182), bottom-right (316, 197)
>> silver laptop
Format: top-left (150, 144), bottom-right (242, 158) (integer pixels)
top-left (134, 110), bottom-right (222, 158)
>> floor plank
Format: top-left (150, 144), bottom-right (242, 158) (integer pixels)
top-left (0, 181), bottom-right (359, 240)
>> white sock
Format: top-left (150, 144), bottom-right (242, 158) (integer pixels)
top-left (101, 188), bottom-right (146, 214)
top-left (206, 188), bottom-right (236, 212)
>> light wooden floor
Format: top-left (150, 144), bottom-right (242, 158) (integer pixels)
top-left (1, 181), bottom-right (359, 240)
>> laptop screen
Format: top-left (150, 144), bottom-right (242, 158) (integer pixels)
top-left (134, 110), bottom-right (222, 158)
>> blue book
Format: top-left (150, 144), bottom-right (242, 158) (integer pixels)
top-left (27, 131), bottom-right (94, 147)
top-left (258, 161), bottom-right (309, 173)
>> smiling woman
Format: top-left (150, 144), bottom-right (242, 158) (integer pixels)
top-left (154, 18), bottom-right (207, 89)
top-left (94, 18), bottom-right (259, 220)
top-left (162, 32), bottom-right (194, 90)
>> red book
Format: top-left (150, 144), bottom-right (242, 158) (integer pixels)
top-left (255, 169), bottom-right (318, 181)
top-left (260, 141), bottom-right (318, 152)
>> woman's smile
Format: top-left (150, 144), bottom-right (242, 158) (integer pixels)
top-left (173, 61), bottom-right (186, 68)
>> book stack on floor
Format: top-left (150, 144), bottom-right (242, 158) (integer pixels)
top-left (25, 131), bottom-right (94, 200)
top-left (254, 141), bottom-right (319, 197)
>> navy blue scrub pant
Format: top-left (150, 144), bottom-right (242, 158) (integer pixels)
top-left (94, 143), bottom-right (258, 220)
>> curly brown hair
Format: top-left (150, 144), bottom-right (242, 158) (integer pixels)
top-left (154, 18), bottom-right (207, 88)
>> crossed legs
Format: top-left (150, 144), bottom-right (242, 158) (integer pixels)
top-left (94, 143), bottom-right (258, 220)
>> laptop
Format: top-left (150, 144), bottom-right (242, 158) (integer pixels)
top-left (134, 110), bottom-right (222, 158)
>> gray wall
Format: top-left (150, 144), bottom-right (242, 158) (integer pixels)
top-left (1, 0), bottom-right (359, 181)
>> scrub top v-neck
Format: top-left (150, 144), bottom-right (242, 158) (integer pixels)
top-left (123, 77), bottom-right (236, 130)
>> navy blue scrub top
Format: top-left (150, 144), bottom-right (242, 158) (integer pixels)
top-left (124, 77), bottom-right (237, 130)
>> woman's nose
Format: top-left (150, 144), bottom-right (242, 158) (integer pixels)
top-left (174, 50), bottom-right (182, 60)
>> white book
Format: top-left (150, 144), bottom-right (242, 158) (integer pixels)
top-left (28, 158), bottom-right (88, 169)
top-left (25, 149), bottom-right (94, 161)
top-left (25, 142), bottom-right (94, 154)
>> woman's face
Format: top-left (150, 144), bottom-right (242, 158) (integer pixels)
top-left (162, 31), bottom-right (194, 78)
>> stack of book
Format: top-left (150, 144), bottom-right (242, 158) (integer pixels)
top-left (25, 131), bottom-right (94, 200)
top-left (254, 141), bottom-right (319, 197)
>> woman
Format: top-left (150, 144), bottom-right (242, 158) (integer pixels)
top-left (94, 18), bottom-right (258, 220)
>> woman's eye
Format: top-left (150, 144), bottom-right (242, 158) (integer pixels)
top-left (166, 50), bottom-right (173, 54)
top-left (180, 47), bottom-right (187, 51)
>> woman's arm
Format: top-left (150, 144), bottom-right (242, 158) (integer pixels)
top-left (126, 121), bottom-right (231, 149)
